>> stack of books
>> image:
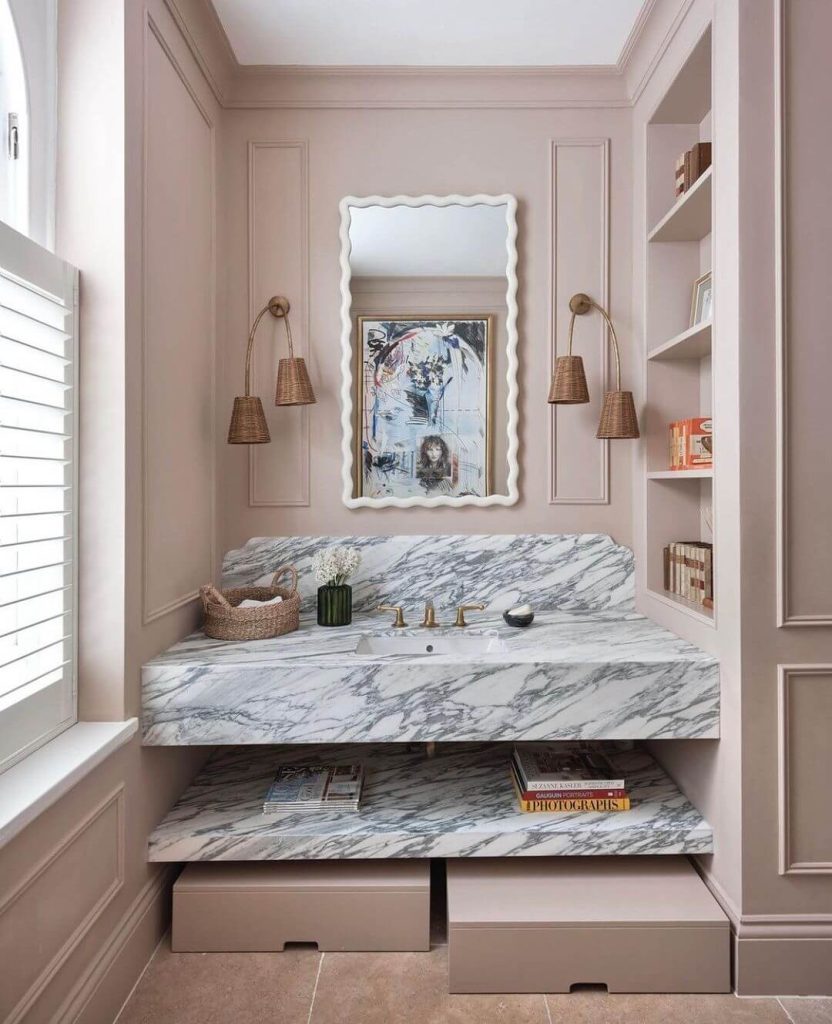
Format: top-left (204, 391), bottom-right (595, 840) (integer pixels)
top-left (511, 745), bottom-right (630, 813)
top-left (669, 417), bottom-right (713, 470)
top-left (674, 141), bottom-right (712, 197)
top-left (663, 542), bottom-right (714, 608)
top-left (263, 763), bottom-right (365, 814)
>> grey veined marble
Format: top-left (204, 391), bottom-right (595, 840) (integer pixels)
top-left (142, 610), bottom-right (719, 745)
top-left (147, 743), bottom-right (713, 862)
top-left (221, 533), bottom-right (635, 613)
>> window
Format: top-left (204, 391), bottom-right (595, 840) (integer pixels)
top-left (0, 218), bottom-right (77, 772)
top-left (0, 0), bottom-right (57, 247)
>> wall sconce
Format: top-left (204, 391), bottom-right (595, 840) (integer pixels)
top-left (228, 295), bottom-right (316, 445)
top-left (548, 292), bottom-right (639, 439)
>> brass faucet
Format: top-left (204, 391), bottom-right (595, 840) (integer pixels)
top-left (454, 602), bottom-right (486, 627)
top-left (377, 604), bottom-right (406, 628)
top-left (421, 600), bottom-right (440, 628)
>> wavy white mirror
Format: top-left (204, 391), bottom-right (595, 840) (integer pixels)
top-left (339, 194), bottom-right (519, 508)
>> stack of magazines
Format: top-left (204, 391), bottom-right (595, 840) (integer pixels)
top-left (511, 744), bottom-right (630, 812)
top-left (263, 763), bottom-right (365, 814)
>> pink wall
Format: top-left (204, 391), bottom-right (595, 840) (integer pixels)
top-left (0, 1), bottom-right (219, 1019)
top-left (216, 100), bottom-right (634, 551)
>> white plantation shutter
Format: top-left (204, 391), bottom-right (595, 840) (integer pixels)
top-left (0, 220), bottom-right (78, 771)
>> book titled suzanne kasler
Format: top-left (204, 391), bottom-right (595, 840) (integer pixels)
top-left (512, 745), bottom-right (624, 792)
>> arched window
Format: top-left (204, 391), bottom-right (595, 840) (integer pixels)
top-left (0, 0), bottom-right (28, 235)
top-left (0, 0), bottom-right (56, 246)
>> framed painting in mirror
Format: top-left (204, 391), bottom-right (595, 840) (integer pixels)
top-left (355, 315), bottom-right (494, 499)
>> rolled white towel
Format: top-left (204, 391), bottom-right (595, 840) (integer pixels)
top-left (238, 595), bottom-right (284, 608)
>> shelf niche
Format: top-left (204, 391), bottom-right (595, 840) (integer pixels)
top-left (643, 23), bottom-right (715, 625)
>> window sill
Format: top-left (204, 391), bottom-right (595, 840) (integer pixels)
top-left (0, 719), bottom-right (137, 849)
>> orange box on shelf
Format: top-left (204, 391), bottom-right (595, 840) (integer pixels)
top-left (668, 418), bottom-right (713, 470)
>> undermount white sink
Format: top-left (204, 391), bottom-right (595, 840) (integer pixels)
top-left (354, 634), bottom-right (505, 657)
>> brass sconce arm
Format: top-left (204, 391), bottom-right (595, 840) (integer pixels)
top-left (567, 293), bottom-right (623, 393)
top-left (242, 297), bottom-right (288, 399)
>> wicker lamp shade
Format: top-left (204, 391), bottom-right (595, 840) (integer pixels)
top-left (228, 396), bottom-right (270, 444)
top-left (276, 357), bottom-right (316, 406)
top-left (548, 355), bottom-right (589, 404)
top-left (597, 390), bottom-right (640, 439)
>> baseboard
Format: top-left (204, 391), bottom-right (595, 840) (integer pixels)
top-left (735, 935), bottom-right (832, 996)
top-left (50, 865), bottom-right (178, 1024)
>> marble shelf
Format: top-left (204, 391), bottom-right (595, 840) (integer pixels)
top-left (148, 743), bottom-right (714, 862)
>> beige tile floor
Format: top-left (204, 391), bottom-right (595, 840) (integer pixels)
top-left (116, 938), bottom-right (832, 1024)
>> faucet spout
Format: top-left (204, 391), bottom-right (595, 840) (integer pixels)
top-left (421, 600), bottom-right (440, 628)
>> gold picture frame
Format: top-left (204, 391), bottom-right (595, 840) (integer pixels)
top-left (690, 271), bottom-right (714, 327)
top-left (353, 314), bottom-right (495, 500)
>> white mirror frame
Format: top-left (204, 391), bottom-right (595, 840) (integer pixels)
top-left (339, 194), bottom-right (519, 509)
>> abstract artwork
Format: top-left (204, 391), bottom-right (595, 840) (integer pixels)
top-left (356, 316), bottom-right (493, 499)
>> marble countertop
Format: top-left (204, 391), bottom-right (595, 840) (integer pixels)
top-left (142, 610), bottom-right (719, 745)
top-left (147, 742), bottom-right (713, 862)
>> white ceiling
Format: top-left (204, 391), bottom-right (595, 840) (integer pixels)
top-left (211, 0), bottom-right (648, 68)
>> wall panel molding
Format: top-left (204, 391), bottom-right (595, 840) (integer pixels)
top-left (247, 140), bottom-right (311, 507)
top-left (778, 665), bottom-right (832, 874)
top-left (142, 13), bottom-right (217, 622)
top-left (775, 0), bottom-right (832, 626)
top-left (0, 786), bottom-right (125, 1024)
top-left (51, 864), bottom-right (178, 1024)
top-left (548, 138), bottom-right (610, 505)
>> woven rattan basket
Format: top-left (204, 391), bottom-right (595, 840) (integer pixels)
top-left (200, 565), bottom-right (300, 641)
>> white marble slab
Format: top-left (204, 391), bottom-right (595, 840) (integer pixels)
top-left (222, 533), bottom-right (635, 612)
top-left (147, 743), bottom-right (713, 862)
top-left (142, 610), bottom-right (719, 745)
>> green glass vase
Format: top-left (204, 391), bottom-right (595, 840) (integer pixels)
top-left (317, 584), bottom-right (352, 627)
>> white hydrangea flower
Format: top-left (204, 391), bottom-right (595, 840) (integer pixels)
top-left (312, 545), bottom-right (361, 586)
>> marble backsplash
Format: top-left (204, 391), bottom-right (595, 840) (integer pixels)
top-left (222, 533), bottom-right (634, 613)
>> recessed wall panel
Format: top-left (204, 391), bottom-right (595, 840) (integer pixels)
top-left (549, 139), bottom-right (610, 504)
top-left (248, 142), bottom-right (310, 506)
top-left (143, 26), bottom-right (215, 619)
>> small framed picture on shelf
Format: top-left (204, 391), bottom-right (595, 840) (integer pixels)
top-left (690, 271), bottom-right (713, 327)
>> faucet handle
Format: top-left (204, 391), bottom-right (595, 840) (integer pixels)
top-left (454, 602), bottom-right (486, 628)
top-left (377, 604), bottom-right (406, 628)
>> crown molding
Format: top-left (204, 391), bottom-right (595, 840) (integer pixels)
top-left (164, 0), bottom-right (689, 111)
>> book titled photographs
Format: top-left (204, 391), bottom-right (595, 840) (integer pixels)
top-left (511, 745), bottom-right (630, 813)
top-left (663, 542), bottom-right (714, 609)
top-left (263, 763), bottom-right (365, 814)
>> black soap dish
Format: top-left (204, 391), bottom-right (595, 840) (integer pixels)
top-left (503, 604), bottom-right (534, 628)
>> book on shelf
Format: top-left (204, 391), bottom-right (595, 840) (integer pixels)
top-left (668, 417), bottom-right (713, 470)
top-left (663, 541), bottom-right (714, 608)
top-left (512, 744), bottom-right (625, 792)
top-left (674, 152), bottom-right (686, 197)
top-left (263, 763), bottom-right (365, 813)
top-left (510, 768), bottom-right (631, 813)
top-left (677, 142), bottom-right (712, 193)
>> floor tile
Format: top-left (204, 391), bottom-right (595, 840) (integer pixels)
top-left (116, 938), bottom-right (321, 1024)
top-left (779, 999), bottom-right (832, 1024)
top-left (545, 992), bottom-right (791, 1024)
top-left (309, 949), bottom-right (548, 1024)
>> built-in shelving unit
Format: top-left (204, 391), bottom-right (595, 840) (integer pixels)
top-left (642, 26), bottom-right (715, 623)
